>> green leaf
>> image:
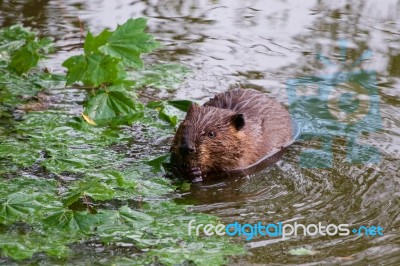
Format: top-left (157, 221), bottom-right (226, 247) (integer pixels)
top-left (85, 54), bottom-right (123, 86)
top-left (62, 53), bottom-right (124, 86)
top-left (167, 100), bottom-right (193, 112)
top-left (84, 30), bottom-right (112, 55)
top-left (146, 101), bottom-right (163, 109)
top-left (129, 64), bottom-right (189, 91)
top-left (83, 88), bottom-right (144, 125)
top-left (41, 157), bottom-right (89, 173)
top-left (63, 190), bottom-right (84, 208)
top-left (0, 24), bottom-right (34, 43)
top-left (36, 37), bottom-right (54, 54)
top-left (9, 42), bottom-right (39, 74)
top-left (114, 172), bottom-right (137, 189)
top-left (0, 231), bottom-right (72, 261)
top-left (63, 179), bottom-right (115, 207)
top-left (0, 39), bottom-right (25, 54)
top-left (96, 206), bottom-right (154, 228)
top-left (44, 210), bottom-right (98, 232)
top-left (147, 154), bottom-right (170, 172)
top-left (0, 242), bottom-right (36, 260)
top-left (2, 25), bottom-right (54, 74)
top-left (288, 247), bottom-right (317, 256)
top-left (0, 193), bottom-right (39, 223)
top-left (159, 104), bottom-right (178, 126)
top-left (178, 181), bottom-right (191, 192)
top-left (95, 206), bottom-right (154, 241)
top-left (84, 183), bottom-right (115, 201)
top-left (61, 55), bottom-right (87, 85)
top-left (119, 205), bottom-right (154, 226)
top-left (146, 101), bottom-right (180, 126)
top-left (99, 18), bottom-right (159, 68)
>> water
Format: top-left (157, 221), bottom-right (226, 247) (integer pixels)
top-left (1, 0), bottom-right (399, 264)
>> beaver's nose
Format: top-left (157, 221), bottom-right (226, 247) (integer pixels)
top-left (180, 144), bottom-right (196, 155)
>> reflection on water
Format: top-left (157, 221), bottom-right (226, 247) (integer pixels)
top-left (1, 0), bottom-right (400, 264)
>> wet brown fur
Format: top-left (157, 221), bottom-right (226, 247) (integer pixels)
top-left (170, 88), bottom-right (292, 177)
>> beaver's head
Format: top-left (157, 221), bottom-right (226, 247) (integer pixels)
top-left (170, 103), bottom-right (246, 181)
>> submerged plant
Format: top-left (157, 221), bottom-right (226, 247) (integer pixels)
top-left (0, 20), bottom-right (245, 265)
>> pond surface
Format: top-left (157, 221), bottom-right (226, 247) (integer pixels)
top-left (1, 0), bottom-right (400, 264)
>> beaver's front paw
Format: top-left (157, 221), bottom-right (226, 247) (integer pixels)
top-left (188, 167), bottom-right (204, 182)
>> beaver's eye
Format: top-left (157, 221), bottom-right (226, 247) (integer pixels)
top-left (208, 131), bottom-right (216, 138)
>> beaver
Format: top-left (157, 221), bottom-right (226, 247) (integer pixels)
top-left (170, 88), bottom-right (292, 181)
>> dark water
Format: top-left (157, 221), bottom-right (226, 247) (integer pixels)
top-left (1, 0), bottom-right (400, 264)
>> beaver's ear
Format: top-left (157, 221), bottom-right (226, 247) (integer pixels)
top-left (187, 102), bottom-right (199, 115)
top-left (231, 113), bottom-right (245, 131)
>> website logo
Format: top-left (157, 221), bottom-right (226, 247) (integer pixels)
top-left (188, 220), bottom-right (384, 241)
top-left (286, 39), bottom-right (381, 168)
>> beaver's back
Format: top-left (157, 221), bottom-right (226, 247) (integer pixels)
top-left (204, 89), bottom-right (292, 158)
